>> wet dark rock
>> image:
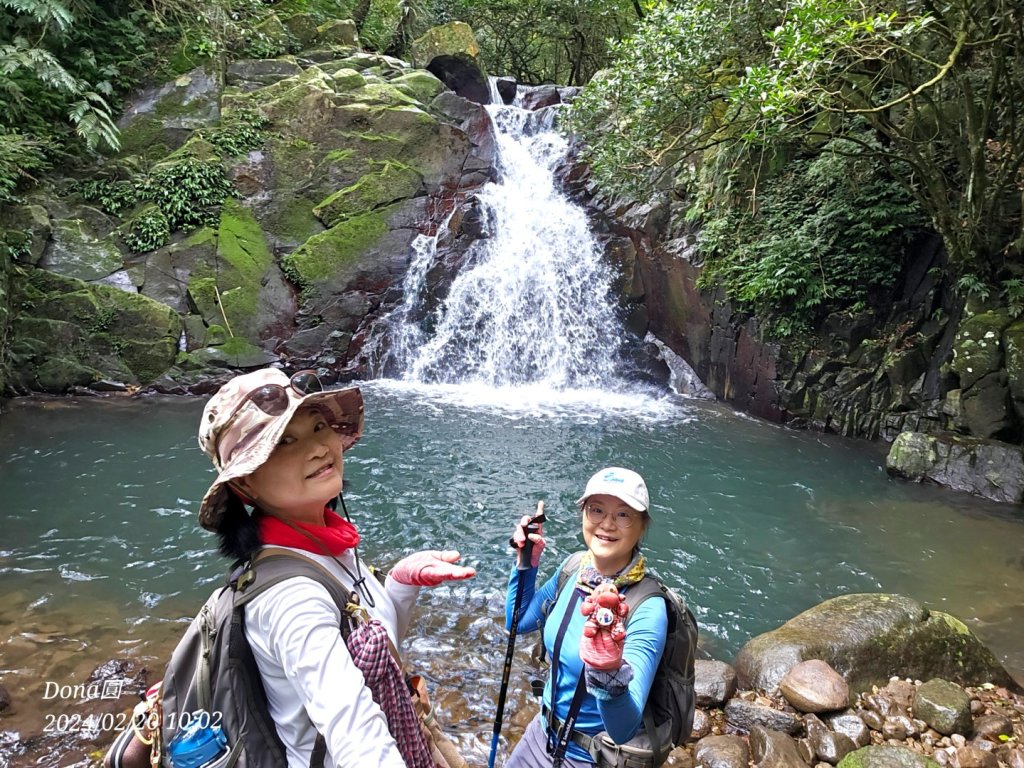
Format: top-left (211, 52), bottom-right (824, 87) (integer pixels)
top-left (861, 709), bottom-right (885, 731)
top-left (971, 714), bottom-right (1013, 741)
top-left (780, 660), bottom-right (850, 713)
top-left (724, 699), bottom-right (802, 735)
top-left (806, 714), bottom-right (856, 764)
top-left (915, 680), bottom-right (973, 736)
top-left (696, 660), bottom-right (738, 707)
top-left (826, 712), bottom-right (871, 748)
top-left (495, 76), bottom-right (517, 104)
top-left (951, 745), bottom-right (998, 768)
top-left (748, 725), bottom-right (807, 768)
top-left (695, 734), bottom-right (750, 768)
top-left (0, 685), bottom-right (10, 713)
top-left (691, 708), bottom-right (712, 739)
top-left (520, 85), bottom-right (562, 110)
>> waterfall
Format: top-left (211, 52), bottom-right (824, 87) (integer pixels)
top-left (377, 100), bottom-right (626, 390)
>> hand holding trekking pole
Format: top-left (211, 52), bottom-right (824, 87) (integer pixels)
top-left (510, 502), bottom-right (546, 569)
top-left (390, 550), bottom-right (476, 587)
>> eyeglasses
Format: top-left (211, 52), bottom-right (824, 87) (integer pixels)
top-left (584, 504), bottom-right (641, 529)
top-left (228, 369), bottom-right (323, 423)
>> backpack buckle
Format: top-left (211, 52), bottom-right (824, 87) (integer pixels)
top-left (236, 568), bottom-right (256, 592)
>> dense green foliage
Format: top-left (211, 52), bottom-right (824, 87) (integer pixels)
top-left (696, 134), bottom-right (925, 335)
top-left (432, 0), bottom-right (648, 85)
top-left (569, 0), bottom-right (1024, 319)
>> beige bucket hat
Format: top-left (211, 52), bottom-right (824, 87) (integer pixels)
top-left (196, 368), bottom-right (364, 531)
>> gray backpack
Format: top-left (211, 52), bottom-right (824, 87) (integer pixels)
top-left (158, 551), bottom-right (360, 768)
top-left (548, 552), bottom-right (698, 768)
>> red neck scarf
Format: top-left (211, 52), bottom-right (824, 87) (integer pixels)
top-left (257, 508), bottom-right (360, 555)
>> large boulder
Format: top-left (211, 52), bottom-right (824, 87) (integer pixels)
top-left (9, 269), bottom-right (181, 391)
top-left (117, 66), bottom-right (221, 159)
top-left (734, 594), bottom-right (1017, 694)
top-left (885, 431), bottom-right (1024, 504)
top-left (951, 311), bottom-right (1011, 391)
top-left (410, 22), bottom-right (489, 104)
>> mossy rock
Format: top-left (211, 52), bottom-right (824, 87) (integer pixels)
top-left (155, 135), bottom-right (220, 166)
top-left (733, 593), bottom-right (1017, 694)
top-left (255, 12), bottom-right (290, 52)
top-left (951, 310), bottom-right (1012, 390)
top-left (282, 12), bottom-right (320, 48)
top-left (325, 67), bottom-right (367, 91)
top-left (2, 204), bottom-right (51, 265)
top-left (39, 219), bottom-right (124, 282)
top-left (317, 18), bottom-right (358, 46)
top-left (281, 207), bottom-right (391, 288)
top-left (312, 161), bottom-right (422, 227)
top-left (1002, 319), bottom-right (1024, 402)
top-left (410, 22), bottom-right (481, 66)
top-left (11, 269), bottom-right (181, 389)
top-left (837, 746), bottom-right (940, 768)
top-left (186, 337), bottom-right (277, 369)
top-left (391, 71), bottom-right (446, 106)
top-left (117, 67), bottom-right (221, 158)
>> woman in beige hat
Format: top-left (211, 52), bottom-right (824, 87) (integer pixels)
top-left (196, 368), bottom-right (475, 767)
top-left (505, 467), bottom-right (667, 767)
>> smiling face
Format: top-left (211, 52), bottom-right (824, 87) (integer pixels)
top-left (581, 493), bottom-right (648, 575)
top-left (233, 407), bottom-right (343, 524)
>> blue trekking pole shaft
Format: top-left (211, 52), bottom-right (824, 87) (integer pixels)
top-left (488, 505), bottom-right (545, 768)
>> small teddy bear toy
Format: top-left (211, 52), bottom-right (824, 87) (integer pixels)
top-left (579, 582), bottom-right (630, 670)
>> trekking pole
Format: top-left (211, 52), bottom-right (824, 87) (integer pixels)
top-left (488, 502), bottom-right (546, 768)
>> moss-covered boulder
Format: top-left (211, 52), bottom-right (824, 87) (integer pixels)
top-left (1002, 319), bottom-right (1024, 418)
top-left (117, 66), bottom-right (221, 159)
top-left (39, 219), bottom-right (124, 282)
top-left (391, 70), bottom-right (446, 105)
top-left (885, 431), bottom-right (1024, 504)
top-left (312, 161), bottom-right (423, 227)
top-left (2, 204), bottom-right (51, 265)
top-left (226, 58), bottom-right (304, 90)
top-left (951, 310), bottom-right (1012, 391)
top-left (254, 12), bottom-right (290, 53)
top-left (410, 22), bottom-right (489, 104)
top-left (837, 746), bottom-right (940, 768)
top-left (317, 18), bottom-right (359, 46)
top-left (733, 593), bottom-right (1017, 694)
top-left (282, 208), bottom-right (393, 288)
top-left (9, 269), bottom-right (181, 391)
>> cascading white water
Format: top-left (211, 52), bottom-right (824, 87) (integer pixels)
top-left (382, 101), bottom-right (625, 389)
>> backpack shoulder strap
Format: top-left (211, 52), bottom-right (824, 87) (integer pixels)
top-left (622, 575), bottom-right (667, 623)
top-left (555, 551), bottom-right (585, 596)
top-left (235, 550), bottom-right (359, 637)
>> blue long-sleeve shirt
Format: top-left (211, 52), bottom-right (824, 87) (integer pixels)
top-left (506, 555), bottom-right (667, 764)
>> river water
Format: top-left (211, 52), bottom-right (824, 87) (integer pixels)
top-left (1, 385), bottom-right (1023, 764)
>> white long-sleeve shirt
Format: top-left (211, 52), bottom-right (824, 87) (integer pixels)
top-left (244, 546), bottom-right (420, 768)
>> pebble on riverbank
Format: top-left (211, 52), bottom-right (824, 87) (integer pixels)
top-left (667, 662), bottom-right (1024, 768)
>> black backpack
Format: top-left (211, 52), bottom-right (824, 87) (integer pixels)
top-left (547, 552), bottom-right (698, 768)
top-left (157, 550), bottom-right (360, 768)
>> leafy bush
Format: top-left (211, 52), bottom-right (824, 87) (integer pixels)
top-left (122, 205), bottom-right (171, 252)
top-left (0, 133), bottom-right (51, 203)
top-left (204, 109), bottom-right (269, 157)
top-left (696, 135), bottom-right (925, 336)
top-left (78, 178), bottom-right (139, 215)
top-left (139, 157), bottom-right (234, 229)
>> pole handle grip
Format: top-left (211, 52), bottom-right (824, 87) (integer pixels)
top-left (517, 503), bottom-right (546, 571)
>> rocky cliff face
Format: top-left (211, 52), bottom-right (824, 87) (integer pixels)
top-left (565, 165), bottom-right (1024, 503)
top-left (1, 23), bottom-right (499, 396)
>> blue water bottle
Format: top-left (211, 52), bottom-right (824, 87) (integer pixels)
top-left (166, 711), bottom-right (228, 768)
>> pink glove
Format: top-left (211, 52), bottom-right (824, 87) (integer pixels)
top-left (511, 502), bottom-right (546, 568)
top-left (579, 583), bottom-right (629, 670)
top-left (390, 550), bottom-right (476, 587)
